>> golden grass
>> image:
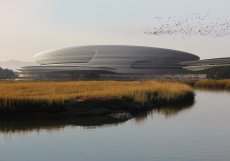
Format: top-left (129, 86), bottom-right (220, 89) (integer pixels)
top-left (194, 79), bottom-right (230, 90)
top-left (0, 80), bottom-right (194, 111)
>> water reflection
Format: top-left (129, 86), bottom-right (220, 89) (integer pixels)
top-left (1, 91), bottom-right (229, 161)
top-left (0, 102), bottom-right (194, 134)
top-left (134, 104), bottom-right (193, 124)
top-left (0, 116), bottom-right (127, 134)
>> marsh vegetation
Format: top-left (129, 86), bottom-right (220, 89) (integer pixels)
top-left (194, 79), bottom-right (230, 90)
top-left (0, 81), bottom-right (194, 115)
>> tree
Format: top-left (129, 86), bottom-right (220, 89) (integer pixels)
top-left (0, 67), bottom-right (16, 79)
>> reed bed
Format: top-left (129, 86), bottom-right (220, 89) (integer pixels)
top-left (194, 79), bottom-right (230, 90)
top-left (0, 81), bottom-right (194, 112)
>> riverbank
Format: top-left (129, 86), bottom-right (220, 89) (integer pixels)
top-left (0, 81), bottom-right (194, 119)
top-left (194, 79), bottom-right (230, 90)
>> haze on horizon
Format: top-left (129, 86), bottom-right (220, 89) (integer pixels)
top-left (0, 0), bottom-right (230, 62)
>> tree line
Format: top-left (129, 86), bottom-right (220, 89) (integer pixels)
top-left (0, 67), bottom-right (16, 79)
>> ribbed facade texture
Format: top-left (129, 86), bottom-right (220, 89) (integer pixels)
top-left (18, 45), bottom-right (229, 80)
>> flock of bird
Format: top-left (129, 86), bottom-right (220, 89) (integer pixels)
top-left (144, 12), bottom-right (230, 38)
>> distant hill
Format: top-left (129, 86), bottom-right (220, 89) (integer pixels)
top-left (0, 60), bottom-right (38, 71)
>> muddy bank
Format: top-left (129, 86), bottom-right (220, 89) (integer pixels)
top-left (0, 100), bottom-right (194, 134)
top-left (0, 95), bottom-right (195, 122)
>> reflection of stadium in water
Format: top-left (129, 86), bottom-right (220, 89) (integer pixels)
top-left (18, 45), bottom-right (230, 80)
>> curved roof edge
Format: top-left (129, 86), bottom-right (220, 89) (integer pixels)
top-left (34, 45), bottom-right (200, 60)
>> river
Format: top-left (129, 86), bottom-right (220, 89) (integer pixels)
top-left (0, 91), bottom-right (230, 161)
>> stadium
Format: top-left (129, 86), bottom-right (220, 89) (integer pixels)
top-left (18, 45), bottom-right (230, 80)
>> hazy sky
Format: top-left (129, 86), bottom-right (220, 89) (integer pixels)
top-left (0, 0), bottom-right (230, 61)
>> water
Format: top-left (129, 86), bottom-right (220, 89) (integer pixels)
top-left (0, 91), bottom-right (230, 161)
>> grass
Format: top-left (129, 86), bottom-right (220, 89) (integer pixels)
top-left (0, 80), bottom-right (194, 113)
top-left (194, 79), bottom-right (230, 90)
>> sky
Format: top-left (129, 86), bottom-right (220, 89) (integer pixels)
top-left (0, 0), bottom-right (230, 62)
